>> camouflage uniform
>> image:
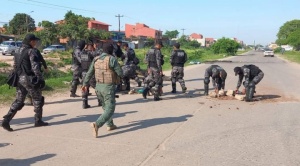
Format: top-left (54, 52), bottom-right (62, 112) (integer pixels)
top-left (2, 40), bottom-right (48, 132)
top-left (143, 47), bottom-right (163, 101)
top-left (70, 41), bottom-right (86, 97)
top-left (83, 48), bottom-right (123, 136)
top-left (25, 48), bottom-right (47, 105)
top-left (204, 65), bottom-right (227, 95)
top-left (121, 47), bottom-right (142, 90)
top-left (170, 49), bottom-right (187, 93)
top-left (235, 64), bottom-right (264, 102)
top-left (80, 49), bottom-right (99, 108)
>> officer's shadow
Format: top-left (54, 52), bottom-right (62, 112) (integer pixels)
top-left (0, 154), bottom-right (56, 166)
top-left (99, 114), bottom-right (193, 138)
top-left (12, 111), bottom-right (137, 131)
top-left (45, 96), bottom-right (98, 105)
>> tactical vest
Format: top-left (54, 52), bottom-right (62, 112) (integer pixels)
top-left (173, 50), bottom-right (186, 67)
top-left (20, 47), bottom-right (34, 76)
top-left (72, 49), bottom-right (81, 66)
top-left (81, 50), bottom-right (93, 71)
top-left (243, 65), bottom-right (261, 79)
top-left (94, 56), bottom-right (119, 84)
top-left (147, 48), bottom-right (157, 68)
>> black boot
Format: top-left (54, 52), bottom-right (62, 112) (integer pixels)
top-left (182, 86), bottom-right (187, 93)
top-left (137, 81), bottom-right (142, 87)
top-left (98, 99), bottom-right (102, 107)
top-left (125, 82), bottom-right (130, 91)
top-left (70, 80), bottom-right (79, 97)
top-left (82, 99), bottom-right (91, 109)
top-left (171, 88), bottom-right (176, 93)
top-left (142, 87), bottom-right (150, 99)
top-left (34, 107), bottom-right (48, 127)
top-left (2, 108), bottom-right (17, 132)
top-left (154, 96), bottom-right (161, 101)
top-left (35, 120), bottom-right (49, 127)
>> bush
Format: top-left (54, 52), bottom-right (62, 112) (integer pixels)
top-left (0, 62), bottom-right (10, 68)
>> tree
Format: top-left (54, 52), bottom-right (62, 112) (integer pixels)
top-left (177, 35), bottom-right (200, 48)
top-left (35, 20), bottom-right (59, 47)
top-left (287, 29), bottom-right (300, 50)
top-left (276, 19), bottom-right (300, 45)
top-left (163, 30), bottom-right (179, 39)
top-left (8, 13), bottom-right (35, 35)
top-left (58, 11), bottom-right (111, 46)
top-left (211, 37), bottom-right (240, 55)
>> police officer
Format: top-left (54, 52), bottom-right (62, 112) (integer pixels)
top-left (82, 43), bottom-right (123, 138)
top-left (25, 48), bottom-right (48, 106)
top-left (113, 40), bottom-right (123, 58)
top-left (80, 42), bottom-right (100, 109)
top-left (70, 40), bottom-right (85, 97)
top-left (2, 34), bottom-right (48, 131)
top-left (234, 64), bottom-right (264, 102)
top-left (204, 65), bottom-right (227, 95)
top-left (121, 43), bottom-right (142, 90)
top-left (142, 41), bottom-right (164, 101)
top-left (170, 43), bottom-right (187, 93)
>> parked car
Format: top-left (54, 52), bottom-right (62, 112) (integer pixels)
top-left (43, 45), bottom-right (66, 54)
top-left (263, 48), bottom-right (274, 57)
top-left (0, 40), bottom-right (22, 55)
top-left (189, 61), bottom-right (201, 64)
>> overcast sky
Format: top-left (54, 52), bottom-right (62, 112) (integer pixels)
top-left (0, 0), bottom-right (299, 45)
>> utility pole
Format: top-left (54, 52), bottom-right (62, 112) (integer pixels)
top-left (115, 14), bottom-right (123, 40)
top-left (26, 11), bottom-right (34, 33)
top-left (181, 28), bottom-right (185, 36)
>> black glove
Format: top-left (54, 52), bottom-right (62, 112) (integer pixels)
top-left (39, 80), bottom-right (46, 89)
top-left (31, 77), bottom-right (45, 89)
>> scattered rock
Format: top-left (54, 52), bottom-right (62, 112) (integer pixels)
top-left (235, 94), bottom-right (245, 101)
top-left (227, 90), bottom-right (235, 96)
top-left (236, 107), bottom-right (239, 110)
top-left (209, 91), bottom-right (217, 98)
top-left (128, 89), bottom-right (137, 95)
top-left (218, 90), bottom-right (226, 96)
top-left (210, 106), bottom-right (213, 108)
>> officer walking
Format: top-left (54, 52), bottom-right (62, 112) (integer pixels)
top-left (121, 43), bottom-right (142, 90)
top-left (2, 34), bottom-right (48, 131)
top-left (25, 48), bottom-right (48, 106)
top-left (234, 64), bottom-right (264, 102)
top-left (170, 43), bottom-right (187, 93)
top-left (142, 41), bottom-right (164, 101)
top-left (204, 65), bottom-right (227, 95)
top-left (82, 43), bottom-right (123, 138)
top-left (70, 40), bottom-right (86, 97)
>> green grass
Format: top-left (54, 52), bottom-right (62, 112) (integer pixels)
top-left (279, 51), bottom-right (300, 63)
top-left (0, 71), bottom-right (73, 105)
top-left (0, 62), bottom-right (10, 67)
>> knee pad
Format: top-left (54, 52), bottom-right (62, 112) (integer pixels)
top-left (204, 77), bottom-right (210, 84)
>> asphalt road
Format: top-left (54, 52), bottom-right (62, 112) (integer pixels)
top-left (1, 50), bottom-right (300, 166)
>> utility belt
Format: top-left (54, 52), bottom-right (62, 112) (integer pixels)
top-left (173, 63), bottom-right (184, 67)
top-left (149, 61), bottom-right (158, 68)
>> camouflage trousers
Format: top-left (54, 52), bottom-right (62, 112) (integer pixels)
top-left (70, 65), bottom-right (82, 94)
top-left (145, 67), bottom-right (162, 97)
top-left (171, 66), bottom-right (186, 90)
top-left (10, 75), bottom-right (44, 122)
top-left (244, 72), bottom-right (264, 88)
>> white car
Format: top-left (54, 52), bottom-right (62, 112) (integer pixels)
top-left (0, 40), bottom-right (22, 55)
top-left (263, 48), bottom-right (274, 57)
top-left (189, 61), bottom-right (201, 64)
top-left (43, 45), bottom-right (66, 54)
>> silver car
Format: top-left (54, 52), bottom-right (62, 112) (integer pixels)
top-left (43, 45), bottom-right (66, 54)
top-left (0, 40), bottom-right (22, 55)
